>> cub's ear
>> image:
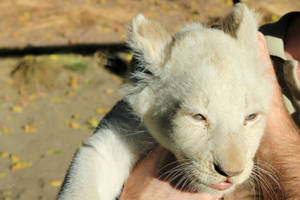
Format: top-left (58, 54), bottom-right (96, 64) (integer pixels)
top-left (221, 3), bottom-right (259, 50)
top-left (128, 14), bottom-right (172, 71)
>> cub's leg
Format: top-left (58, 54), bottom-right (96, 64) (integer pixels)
top-left (57, 128), bottom-right (141, 200)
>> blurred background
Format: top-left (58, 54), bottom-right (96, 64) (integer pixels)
top-left (0, 0), bottom-right (299, 199)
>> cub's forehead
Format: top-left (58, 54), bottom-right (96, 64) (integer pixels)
top-left (160, 27), bottom-right (269, 110)
top-left (169, 28), bottom-right (246, 68)
top-left (166, 62), bottom-right (267, 111)
top-left (164, 27), bottom-right (261, 85)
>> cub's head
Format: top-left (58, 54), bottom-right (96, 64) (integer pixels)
top-left (125, 3), bottom-right (272, 194)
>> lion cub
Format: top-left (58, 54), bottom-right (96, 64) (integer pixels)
top-left (57, 3), bottom-right (271, 200)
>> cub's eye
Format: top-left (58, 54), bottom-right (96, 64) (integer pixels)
top-left (192, 113), bottom-right (206, 121)
top-left (244, 113), bottom-right (260, 126)
top-left (245, 113), bottom-right (258, 121)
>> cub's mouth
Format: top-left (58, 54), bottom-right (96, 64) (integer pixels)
top-left (208, 181), bottom-right (233, 191)
top-left (192, 177), bottom-right (234, 193)
top-left (158, 151), bottom-right (250, 194)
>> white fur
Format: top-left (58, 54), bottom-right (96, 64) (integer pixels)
top-left (57, 102), bottom-right (156, 200)
top-left (57, 4), bottom-right (271, 199)
top-left (57, 130), bottom-right (137, 199)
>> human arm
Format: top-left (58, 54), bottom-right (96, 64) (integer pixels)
top-left (256, 32), bottom-right (300, 199)
top-left (224, 32), bottom-right (300, 200)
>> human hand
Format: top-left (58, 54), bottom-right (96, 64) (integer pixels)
top-left (255, 32), bottom-right (288, 161)
top-left (257, 32), bottom-right (285, 108)
top-left (120, 147), bottom-right (222, 200)
top-left (251, 31), bottom-right (300, 200)
top-left (256, 32), bottom-right (296, 142)
top-left (223, 32), bottom-right (291, 200)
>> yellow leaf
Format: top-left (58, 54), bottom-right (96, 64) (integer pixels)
top-left (24, 55), bottom-right (34, 60)
top-left (225, 0), bottom-right (232, 6)
top-left (10, 154), bottom-right (20, 163)
top-left (46, 150), bottom-right (64, 155)
top-left (70, 76), bottom-right (78, 89)
top-left (71, 114), bottom-right (80, 119)
top-left (50, 180), bottom-right (62, 187)
top-left (11, 106), bottom-right (23, 113)
top-left (71, 39), bottom-right (78, 44)
top-left (87, 116), bottom-right (98, 128)
top-left (168, 10), bottom-right (174, 16)
top-left (69, 122), bottom-right (80, 129)
top-left (125, 54), bottom-right (133, 63)
top-left (3, 189), bottom-right (12, 198)
top-left (271, 14), bottom-right (280, 22)
top-left (96, 108), bottom-right (109, 115)
top-left (102, 27), bottom-right (111, 32)
top-left (191, 10), bottom-right (200, 20)
top-left (120, 34), bottom-right (126, 40)
top-left (0, 126), bottom-right (11, 135)
top-left (49, 55), bottom-right (58, 60)
top-left (27, 94), bottom-right (37, 100)
top-left (0, 152), bottom-right (9, 158)
top-left (24, 123), bottom-right (37, 133)
top-left (65, 91), bottom-right (74, 97)
top-left (10, 162), bottom-right (21, 170)
top-left (84, 79), bottom-right (93, 84)
top-left (10, 161), bottom-right (32, 171)
top-left (173, 4), bottom-right (179, 9)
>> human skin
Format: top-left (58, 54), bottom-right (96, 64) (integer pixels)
top-left (119, 147), bottom-right (222, 200)
top-left (225, 30), bottom-right (300, 199)
top-left (256, 16), bottom-right (300, 199)
top-left (226, 16), bottom-right (300, 199)
top-left (120, 21), bottom-right (300, 199)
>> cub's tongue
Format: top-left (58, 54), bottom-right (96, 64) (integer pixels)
top-left (209, 181), bottom-right (232, 190)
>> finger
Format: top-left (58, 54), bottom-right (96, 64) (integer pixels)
top-left (257, 32), bottom-right (275, 74)
top-left (257, 32), bottom-right (284, 101)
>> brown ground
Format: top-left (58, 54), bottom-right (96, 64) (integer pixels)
top-left (0, 1), bottom-right (299, 200)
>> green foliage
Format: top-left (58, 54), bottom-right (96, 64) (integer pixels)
top-left (65, 61), bottom-right (88, 72)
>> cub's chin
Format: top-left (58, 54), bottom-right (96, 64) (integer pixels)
top-left (158, 151), bottom-right (254, 195)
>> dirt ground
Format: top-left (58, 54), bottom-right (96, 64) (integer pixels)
top-left (0, 1), bottom-right (299, 200)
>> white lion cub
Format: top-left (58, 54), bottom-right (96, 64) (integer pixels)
top-left (57, 3), bottom-right (271, 200)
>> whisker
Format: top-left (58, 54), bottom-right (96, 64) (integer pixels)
top-left (159, 159), bottom-right (190, 172)
top-left (250, 161), bottom-right (283, 200)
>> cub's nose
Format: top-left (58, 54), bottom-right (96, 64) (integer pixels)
top-left (213, 163), bottom-right (243, 177)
